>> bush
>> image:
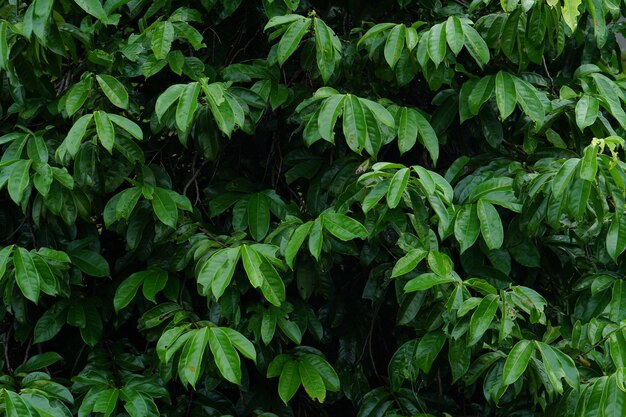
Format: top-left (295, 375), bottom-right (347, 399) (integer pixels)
top-left (1, 0), bottom-right (626, 416)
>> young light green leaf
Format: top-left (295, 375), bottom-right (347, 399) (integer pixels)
top-left (468, 294), bottom-right (499, 345)
top-left (73, 0), bottom-right (108, 21)
top-left (96, 74), bottom-right (129, 109)
top-left (108, 114), bottom-right (143, 141)
top-left (563, 0), bottom-right (582, 31)
top-left (477, 200), bottom-right (503, 250)
top-left (221, 327), bottom-right (257, 363)
top-left (308, 218), bottom-right (323, 260)
top-left (502, 340), bottom-right (534, 385)
top-left (180, 327), bottom-right (209, 388)
top-left (384, 24), bottom-right (406, 69)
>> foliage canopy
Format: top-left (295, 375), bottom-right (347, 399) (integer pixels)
top-left (1, 0), bottom-right (626, 416)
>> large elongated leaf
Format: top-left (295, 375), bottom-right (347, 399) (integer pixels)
top-left (468, 294), bottom-right (499, 345)
top-left (13, 247), bottom-right (40, 303)
top-left (503, 340), bottom-right (534, 385)
top-left (96, 74), bottom-right (129, 109)
top-left (384, 24), bottom-right (406, 69)
top-left (477, 200), bottom-right (503, 250)
top-left (176, 82), bottom-right (201, 132)
top-left (94, 111), bottom-right (115, 153)
top-left (495, 71), bottom-right (517, 120)
top-left (277, 17), bottom-right (311, 65)
top-left (208, 327), bottom-right (241, 384)
top-left (322, 213), bottom-right (368, 241)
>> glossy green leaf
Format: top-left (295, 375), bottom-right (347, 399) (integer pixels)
top-left (278, 360), bottom-right (300, 403)
top-left (152, 21), bottom-right (175, 60)
top-left (607, 215), bottom-right (626, 263)
top-left (176, 82), bottom-right (201, 132)
top-left (152, 187), bottom-right (178, 228)
top-left (427, 23), bottom-right (446, 66)
top-left (96, 74), bottom-right (129, 109)
top-left (208, 327), bottom-right (242, 384)
top-left (248, 193), bottom-right (271, 241)
top-left (13, 247), bottom-right (40, 303)
top-left (404, 272), bottom-right (455, 292)
top-left (477, 200), bottom-right (503, 250)
top-left (285, 221), bottom-right (313, 268)
top-left (94, 110), bottom-right (115, 153)
top-left (113, 272), bottom-right (144, 312)
top-left (468, 294), bottom-right (499, 345)
top-left (277, 17), bottom-right (311, 65)
top-left (384, 24), bottom-right (405, 69)
top-left (391, 248), bottom-right (428, 278)
top-left (445, 16), bottom-right (464, 55)
top-left (322, 212), bottom-right (368, 241)
top-left (454, 204), bottom-right (480, 253)
top-left (495, 71), bottom-right (517, 120)
top-left (502, 340), bottom-right (534, 385)
top-left (299, 360), bottom-right (327, 402)
top-left (575, 95), bottom-right (599, 131)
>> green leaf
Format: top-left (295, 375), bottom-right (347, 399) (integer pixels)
top-left (285, 221), bottom-right (313, 268)
top-left (241, 245), bottom-right (285, 305)
top-left (415, 331), bottom-right (446, 373)
top-left (445, 16), bottom-right (464, 55)
top-left (387, 168), bottom-right (409, 208)
top-left (152, 21), bottom-right (175, 60)
top-left (62, 114), bottom-right (93, 157)
top-left (384, 24), bottom-right (406, 69)
top-left (66, 77), bottom-right (93, 116)
top-left (575, 95), bottom-right (599, 131)
top-left (461, 22), bottom-right (489, 68)
top-left (0, 245), bottom-right (13, 280)
top-left (512, 77), bottom-right (544, 125)
top-left (15, 351), bottom-right (63, 373)
top-left (579, 145), bottom-right (598, 181)
top-left (610, 280), bottom-right (626, 323)
top-left (208, 327), bottom-right (242, 384)
top-left (93, 388), bottom-right (119, 417)
top-left (391, 248), bottom-right (428, 278)
top-left (308, 218), bottom-right (323, 260)
top-left (314, 18), bottom-right (336, 83)
top-left (404, 272), bottom-right (455, 292)
top-left (299, 360), bottom-right (327, 402)
top-left (181, 327), bottom-right (209, 388)
top-left (468, 294), bottom-right (499, 345)
top-left (607, 215), bottom-right (626, 263)
top-left (495, 72), bottom-right (517, 120)
top-left (114, 272), bottom-right (144, 312)
top-left (108, 114), bottom-right (143, 141)
top-left (454, 204), bottom-right (480, 253)
top-left (551, 158), bottom-right (580, 198)
top-left (414, 111), bottom-right (439, 165)
top-left (468, 76), bottom-right (494, 115)
top-left (142, 268), bottom-right (168, 302)
top-left (248, 193), bottom-right (271, 241)
top-left (176, 82), bottom-right (201, 132)
top-left (318, 94), bottom-right (345, 141)
top-left (278, 18), bottom-right (311, 65)
top-left (199, 247), bottom-right (240, 299)
top-left (502, 340), bottom-right (534, 385)
top-left (73, 0), bottom-right (108, 21)
top-left (300, 354), bottom-right (340, 391)
top-left (477, 200), bottom-right (503, 250)
top-left (4, 390), bottom-right (33, 417)
top-left (0, 21), bottom-right (9, 69)
top-left (343, 94), bottom-right (367, 153)
top-left (96, 74), bottom-right (129, 109)
top-left (156, 84), bottom-right (185, 121)
top-left (563, 0), bottom-right (582, 31)
top-left (152, 187), bottom-right (178, 228)
top-left (7, 159), bottom-right (32, 204)
top-left (221, 328), bottom-right (257, 363)
top-left (69, 249), bottom-right (110, 277)
top-left (427, 23), bottom-right (446, 66)
top-left (322, 213), bottom-right (368, 241)
top-left (94, 111), bottom-right (115, 153)
top-left (13, 247), bottom-right (40, 303)
top-left (278, 360), bottom-right (301, 403)
top-left (398, 107), bottom-right (418, 154)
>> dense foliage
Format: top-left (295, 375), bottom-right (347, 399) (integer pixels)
top-left (1, 0), bottom-right (626, 415)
